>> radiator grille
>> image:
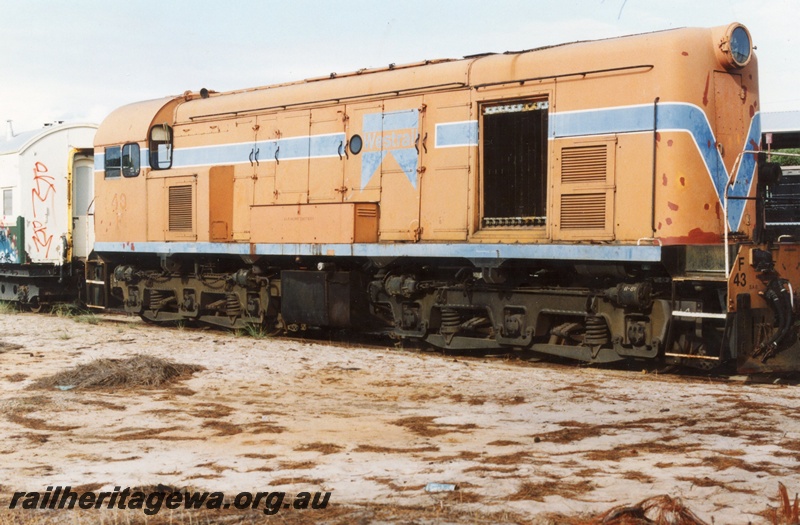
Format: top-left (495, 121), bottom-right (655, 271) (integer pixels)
top-left (560, 193), bottom-right (606, 230)
top-left (168, 185), bottom-right (193, 232)
top-left (561, 145), bottom-right (608, 184)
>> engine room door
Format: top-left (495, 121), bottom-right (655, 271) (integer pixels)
top-left (343, 101), bottom-right (383, 203)
top-left (71, 153), bottom-right (94, 258)
top-left (375, 96), bottom-right (424, 241)
top-left (308, 106), bottom-right (346, 203)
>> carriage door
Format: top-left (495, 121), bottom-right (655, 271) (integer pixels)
top-left (71, 151), bottom-right (94, 258)
top-left (375, 97), bottom-right (425, 241)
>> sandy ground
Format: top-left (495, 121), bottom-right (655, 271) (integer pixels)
top-left (0, 310), bottom-right (799, 524)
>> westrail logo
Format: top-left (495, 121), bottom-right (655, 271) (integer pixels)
top-left (360, 109), bottom-right (420, 190)
top-left (362, 129), bottom-right (416, 152)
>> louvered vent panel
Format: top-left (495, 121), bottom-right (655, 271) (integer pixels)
top-left (560, 193), bottom-right (606, 230)
top-left (356, 205), bottom-right (378, 218)
top-left (169, 185), bottom-right (193, 232)
top-left (561, 145), bottom-right (608, 184)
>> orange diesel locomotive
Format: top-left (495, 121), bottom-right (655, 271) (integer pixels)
top-left (89, 23), bottom-right (800, 374)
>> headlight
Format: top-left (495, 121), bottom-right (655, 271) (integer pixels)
top-left (716, 23), bottom-right (752, 70)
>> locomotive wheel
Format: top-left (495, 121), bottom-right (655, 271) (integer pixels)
top-left (27, 296), bottom-right (43, 313)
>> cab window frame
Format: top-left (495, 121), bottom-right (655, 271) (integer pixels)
top-left (104, 146), bottom-right (122, 179)
top-left (104, 143), bottom-right (140, 178)
top-left (149, 124), bottom-right (173, 170)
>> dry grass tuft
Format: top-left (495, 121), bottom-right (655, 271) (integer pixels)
top-left (364, 476), bottom-right (427, 492)
top-left (31, 354), bottom-right (203, 390)
top-left (487, 439), bottom-right (522, 446)
top-left (0, 340), bottom-right (23, 353)
top-left (354, 444), bottom-right (440, 454)
top-left (584, 440), bottom-right (699, 462)
top-left (536, 421), bottom-right (606, 444)
top-left (761, 482), bottom-right (800, 525)
top-left (111, 426), bottom-right (199, 441)
top-left (690, 454), bottom-right (782, 475)
top-left (391, 415), bottom-right (478, 437)
top-left (676, 476), bottom-right (756, 494)
top-left (481, 451), bottom-right (530, 465)
top-left (621, 471), bottom-right (656, 484)
top-left (201, 421), bottom-right (242, 436)
top-left (6, 413), bottom-right (79, 432)
top-left (189, 403), bottom-right (234, 419)
top-left (509, 479), bottom-right (595, 502)
top-left (294, 442), bottom-right (344, 455)
top-left (592, 494), bottom-right (710, 525)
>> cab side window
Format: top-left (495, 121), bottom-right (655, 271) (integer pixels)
top-left (121, 143), bottom-right (140, 177)
top-left (104, 146), bottom-right (121, 178)
top-left (149, 124), bottom-right (173, 170)
top-left (105, 144), bottom-right (140, 178)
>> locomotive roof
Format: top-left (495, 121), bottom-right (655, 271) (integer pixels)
top-left (94, 96), bottom-right (182, 147)
top-left (0, 122), bottom-right (97, 156)
top-left (95, 24), bottom-right (747, 146)
top-left (171, 25), bottom-right (708, 124)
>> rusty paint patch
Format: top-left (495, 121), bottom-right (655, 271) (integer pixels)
top-left (679, 177), bottom-right (685, 186)
top-left (715, 202), bottom-right (721, 220)
top-left (703, 73), bottom-right (710, 106)
top-left (657, 222), bottom-right (662, 230)
top-left (662, 174), bottom-right (668, 186)
top-left (655, 132), bottom-right (661, 142)
top-left (660, 228), bottom-right (720, 245)
top-left (704, 203), bottom-right (710, 211)
top-left (682, 51), bottom-right (689, 56)
top-left (667, 139), bottom-right (674, 147)
top-left (667, 202), bottom-right (679, 211)
top-left (665, 218), bottom-right (673, 226)
top-left (750, 105), bottom-right (755, 118)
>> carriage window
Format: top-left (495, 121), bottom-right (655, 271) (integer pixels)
top-left (149, 124), bottom-right (173, 170)
top-left (481, 100), bottom-right (549, 227)
top-left (104, 146), bottom-right (121, 178)
top-left (2, 189), bottom-right (12, 216)
top-left (122, 143), bottom-right (140, 177)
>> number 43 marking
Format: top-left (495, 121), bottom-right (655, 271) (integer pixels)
top-left (733, 272), bottom-right (747, 287)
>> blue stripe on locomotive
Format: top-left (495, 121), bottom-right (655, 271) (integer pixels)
top-left (551, 103), bottom-right (759, 232)
top-left (93, 102), bottom-right (758, 234)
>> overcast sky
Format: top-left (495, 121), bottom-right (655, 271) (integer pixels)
top-left (1, 0), bottom-right (798, 134)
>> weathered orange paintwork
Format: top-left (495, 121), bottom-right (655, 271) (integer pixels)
top-left (94, 25), bottom-right (759, 250)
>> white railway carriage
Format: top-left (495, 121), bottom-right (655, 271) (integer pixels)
top-left (0, 123), bottom-right (96, 307)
